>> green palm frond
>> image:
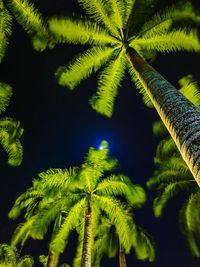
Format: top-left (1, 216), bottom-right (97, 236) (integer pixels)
top-left (185, 191), bottom-right (200, 233)
top-left (17, 255), bottom-right (34, 267)
top-left (180, 199), bottom-right (200, 257)
top-left (56, 47), bottom-right (115, 89)
top-left (0, 5), bottom-right (12, 62)
top-left (0, 243), bottom-right (16, 263)
top-left (50, 198), bottom-right (86, 254)
top-left (49, 17), bottom-right (116, 46)
top-left (179, 75), bottom-right (200, 108)
top-left (155, 138), bottom-right (178, 163)
top-left (7, 0), bottom-right (50, 51)
top-left (93, 195), bottom-right (133, 253)
top-left (90, 50), bottom-right (126, 117)
top-left (77, 0), bottom-right (118, 35)
top-left (134, 225), bottom-right (155, 262)
top-left (153, 181), bottom-right (194, 217)
top-left (131, 28), bottom-right (200, 53)
top-left (0, 83), bottom-right (12, 114)
top-left (0, 118), bottom-right (23, 166)
top-left (107, 0), bottom-right (124, 32)
top-left (152, 120), bottom-right (168, 137)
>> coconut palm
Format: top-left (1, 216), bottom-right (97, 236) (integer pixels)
top-left (48, 0), bottom-right (200, 186)
top-left (0, 82), bottom-right (23, 166)
top-left (0, 0), bottom-right (53, 62)
top-left (87, 214), bottom-right (155, 267)
top-left (9, 141), bottom-right (146, 267)
top-left (0, 243), bottom-right (34, 266)
top-left (147, 75), bottom-right (200, 256)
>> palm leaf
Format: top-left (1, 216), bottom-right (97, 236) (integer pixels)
top-left (7, 0), bottom-right (50, 51)
top-left (0, 244), bottom-right (16, 263)
top-left (49, 17), bottom-right (116, 45)
top-left (179, 75), bottom-right (200, 108)
top-left (90, 50), bottom-right (126, 117)
top-left (152, 120), bottom-right (168, 137)
top-left (0, 4), bottom-right (12, 62)
top-left (77, 0), bottom-right (118, 36)
top-left (185, 191), bottom-right (200, 233)
top-left (107, 0), bottom-right (124, 33)
top-left (0, 83), bottom-right (12, 114)
top-left (0, 118), bottom-right (23, 166)
top-left (17, 255), bottom-right (34, 267)
top-left (56, 47), bottom-right (114, 89)
top-left (131, 28), bottom-right (200, 53)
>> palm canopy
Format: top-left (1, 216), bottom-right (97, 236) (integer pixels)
top-left (9, 141), bottom-right (146, 264)
top-left (147, 76), bottom-right (200, 257)
top-left (0, 243), bottom-right (34, 267)
top-left (0, 82), bottom-right (23, 166)
top-left (48, 0), bottom-right (200, 117)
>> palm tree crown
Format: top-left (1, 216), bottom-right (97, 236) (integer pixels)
top-left (49, 0), bottom-right (200, 117)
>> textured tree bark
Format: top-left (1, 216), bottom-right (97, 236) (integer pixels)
top-left (81, 209), bottom-right (92, 267)
top-left (119, 251), bottom-right (127, 267)
top-left (47, 251), bottom-right (55, 267)
top-left (127, 47), bottom-right (200, 187)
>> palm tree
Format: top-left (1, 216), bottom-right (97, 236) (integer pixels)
top-left (147, 76), bottom-right (200, 256)
top-left (0, 82), bottom-right (23, 166)
top-left (0, 243), bottom-right (34, 266)
top-left (9, 141), bottom-right (146, 267)
top-left (0, 0), bottom-right (53, 62)
top-left (89, 214), bottom-right (155, 267)
top-left (48, 0), bottom-right (200, 187)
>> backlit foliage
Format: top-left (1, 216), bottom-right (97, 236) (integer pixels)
top-left (49, 0), bottom-right (200, 117)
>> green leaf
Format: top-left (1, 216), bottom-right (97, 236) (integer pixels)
top-left (0, 83), bottom-right (12, 114)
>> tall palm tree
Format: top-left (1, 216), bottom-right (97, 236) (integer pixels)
top-left (9, 141), bottom-right (146, 267)
top-left (0, 82), bottom-right (23, 166)
top-left (89, 214), bottom-right (155, 267)
top-left (0, 243), bottom-right (34, 266)
top-left (48, 0), bottom-right (200, 186)
top-left (147, 75), bottom-right (200, 256)
top-left (0, 0), bottom-right (53, 62)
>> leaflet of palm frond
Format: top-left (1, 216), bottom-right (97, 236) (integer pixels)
top-left (17, 255), bottom-right (34, 267)
top-left (152, 120), bottom-right (168, 137)
top-left (155, 139), bottom-right (178, 163)
top-left (77, 0), bottom-right (119, 36)
top-left (137, 2), bottom-right (200, 41)
top-left (90, 51), bottom-right (126, 117)
top-left (56, 47), bottom-right (115, 89)
top-left (134, 225), bottom-right (155, 262)
top-left (179, 199), bottom-right (200, 257)
top-left (131, 28), bottom-right (200, 53)
top-left (179, 75), bottom-right (200, 108)
top-left (7, 0), bottom-right (50, 51)
top-left (49, 17), bottom-right (116, 46)
top-left (0, 118), bottom-right (23, 166)
top-left (153, 181), bottom-right (194, 217)
top-left (0, 243), bottom-right (17, 264)
top-left (93, 195), bottom-right (133, 253)
top-left (159, 157), bottom-right (190, 175)
top-left (0, 5), bottom-right (12, 62)
top-left (185, 191), bottom-right (200, 234)
top-left (126, 0), bottom-right (157, 38)
top-left (147, 169), bottom-right (194, 188)
top-left (0, 83), bottom-right (12, 114)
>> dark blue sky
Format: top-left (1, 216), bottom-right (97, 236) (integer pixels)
top-left (0, 0), bottom-right (200, 266)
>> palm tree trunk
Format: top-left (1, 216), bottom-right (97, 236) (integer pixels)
top-left (81, 209), bottom-right (92, 267)
top-left (47, 251), bottom-right (55, 267)
top-left (119, 250), bottom-right (126, 267)
top-left (127, 47), bottom-right (200, 187)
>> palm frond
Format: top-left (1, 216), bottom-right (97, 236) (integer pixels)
top-left (90, 50), bottom-right (126, 117)
top-left (185, 191), bottom-right (200, 233)
top-left (0, 118), bottom-right (23, 166)
top-left (154, 138), bottom-right (178, 163)
top-left (107, 0), bottom-right (124, 32)
top-left (56, 47), bottom-right (114, 89)
top-left (50, 198), bottom-right (86, 254)
top-left (152, 120), bottom-right (168, 137)
top-left (121, 0), bottom-right (136, 28)
top-left (0, 83), bottom-right (12, 114)
top-left (0, 243), bottom-right (16, 264)
top-left (179, 75), bottom-right (200, 108)
top-left (179, 198), bottom-right (200, 257)
top-left (134, 225), bottom-right (155, 262)
top-left (77, 0), bottom-right (119, 36)
top-left (49, 17), bottom-right (116, 45)
top-left (131, 28), bottom-right (200, 53)
top-left (153, 181), bottom-right (194, 217)
top-left (8, 0), bottom-right (50, 51)
top-left (17, 255), bottom-right (34, 267)
top-left (0, 5), bottom-right (12, 62)
top-left (93, 195), bottom-right (133, 253)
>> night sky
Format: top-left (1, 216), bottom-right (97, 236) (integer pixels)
top-left (0, 0), bottom-right (200, 266)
